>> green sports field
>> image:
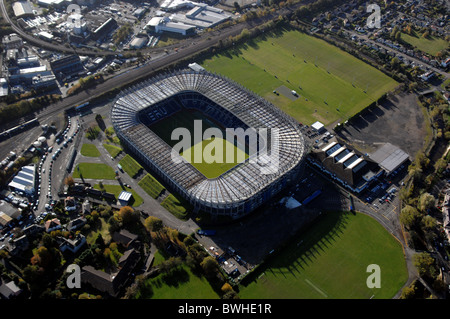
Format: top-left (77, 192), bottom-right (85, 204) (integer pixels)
top-left (73, 163), bottom-right (116, 180)
top-left (201, 29), bottom-right (398, 126)
top-left (239, 211), bottom-right (408, 299)
top-left (401, 31), bottom-right (449, 56)
top-left (149, 109), bottom-right (248, 179)
top-left (181, 137), bottom-right (248, 178)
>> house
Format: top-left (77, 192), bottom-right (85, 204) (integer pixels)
top-left (59, 234), bottom-right (86, 254)
top-left (82, 199), bottom-right (91, 214)
top-left (23, 224), bottom-right (44, 237)
top-left (420, 71), bottom-right (434, 81)
top-left (8, 235), bottom-right (29, 256)
top-left (64, 196), bottom-right (77, 211)
top-left (0, 280), bottom-right (22, 299)
top-left (81, 248), bottom-right (141, 297)
top-left (45, 218), bottom-right (61, 232)
top-left (112, 229), bottom-right (138, 248)
top-left (67, 216), bottom-right (87, 231)
top-left (442, 57), bottom-right (450, 68)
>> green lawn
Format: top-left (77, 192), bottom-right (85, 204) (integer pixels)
top-left (138, 173), bottom-right (166, 199)
top-left (73, 163), bottom-right (116, 180)
top-left (86, 218), bottom-right (111, 245)
top-left (103, 143), bottom-right (122, 158)
top-left (201, 29), bottom-right (398, 126)
top-left (161, 194), bottom-right (190, 220)
top-left (401, 31), bottom-right (449, 56)
top-left (149, 109), bottom-right (247, 179)
top-left (238, 211), bottom-right (408, 299)
top-left (80, 143), bottom-right (101, 157)
top-left (181, 137), bottom-right (248, 179)
top-left (119, 154), bottom-right (143, 178)
top-left (93, 183), bottom-right (144, 207)
top-left (135, 262), bottom-right (219, 299)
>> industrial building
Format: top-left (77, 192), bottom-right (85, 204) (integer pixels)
top-left (91, 18), bottom-right (118, 42)
top-left (129, 36), bottom-right (148, 49)
top-left (369, 143), bottom-right (409, 176)
top-left (309, 138), bottom-right (384, 193)
top-left (8, 165), bottom-right (36, 196)
top-left (170, 4), bottom-right (231, 29)
top-left (2, 34), bottom-right (23, 50)
top-left (146, 17), bottom-right (195, 36)
top-left (50, 54), bottom-right (84, 79)
top-left (12, 1), bottom-right (34, 18)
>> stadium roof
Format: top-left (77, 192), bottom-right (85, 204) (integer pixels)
top-left (369, 143), bottom-right (409, 173)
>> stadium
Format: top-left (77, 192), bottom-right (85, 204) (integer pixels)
top-left (111, 70), bottom-right (307, 219)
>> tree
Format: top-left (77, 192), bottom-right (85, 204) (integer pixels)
top-left (400, 205), bottom-right (422, 229)
top-left (408, 164), bottom-right (423, 182)
top-left (118, 206), bottom-right (137, 225)
top-left (200, 256), bottom-right (219, 277)
top-left (233, 1), bottom-right (241, 12)
top-left (144, 216), bottom-right (163, 233)
top-left (64, 176), bottom-right (75, 187)
top-left (400, 282), bottom-right (416, 299)
top-left (418, 193), bottom-right (435, 212)
top-left (413, 252), bottom-right (437, 279)
top-left (421, 215), bottom-right (436, 230)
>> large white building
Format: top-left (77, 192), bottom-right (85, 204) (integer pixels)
top-left (146, 17), bottom-right (195, 36)
top-left (8, 165), bottom-right (36, 195)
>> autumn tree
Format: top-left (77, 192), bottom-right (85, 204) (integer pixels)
top-left (144, 216), bottom-right (163, 233)
top-left (400, 205), bottom-right (422, 229)
top-left (118, 206), bottom-right (138, 225)
top-left (418, 193), bottom-right (435, 212)
top-left (64, 176), bottom-right (75, 187)
top-left (413, 252), bottom-right (437, 279)
top-left (201, 256), bottom-right (219, 278)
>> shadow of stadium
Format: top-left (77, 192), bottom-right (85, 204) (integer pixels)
top-left (238, 211), bottom-right (350, 287)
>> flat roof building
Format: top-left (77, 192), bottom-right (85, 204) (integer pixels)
top-left (311, 121), bottom-right (325, 133)
top-left (2, 34), bottom-right (23, 50)
top-left (129, 36), bottom-right (148, 49)
top-left (146, 17), bottom-right (195, 36)
top-left (118, 191), bottom-right (132, 206)
top-left (12, 1), bottom-right (34, 18)
top-left (8, 164), bottom-right (36, 195)
top-left (369, 143), bottom-right (409, 175)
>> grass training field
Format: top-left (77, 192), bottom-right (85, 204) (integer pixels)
top-left (103, 143), bottom-right (122, 158)
top-left (161, 193), bottom-right (190, 220)
top-left (138, 173), bottom-right (166, 199)
top-left (201, 29), bottom-right (398, 126)
top-left (80, 144), bottom-right (100, 157)
top-left (135, 254), bottom-right (219, 299)
top-left (238, 211), bottom-right (408, 299)
top-left (119, 154), bottom-right (143, 178)
top-left (401, 32), bottom-right (449, 56)
top-left (73, 163), bottom-right (116, 180)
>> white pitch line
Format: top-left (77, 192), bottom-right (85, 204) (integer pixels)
top-left (305, 279), bottom-right (328, 298)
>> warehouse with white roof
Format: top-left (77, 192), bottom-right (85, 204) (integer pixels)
top-left (8, 165), bottom-right (36, 195)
